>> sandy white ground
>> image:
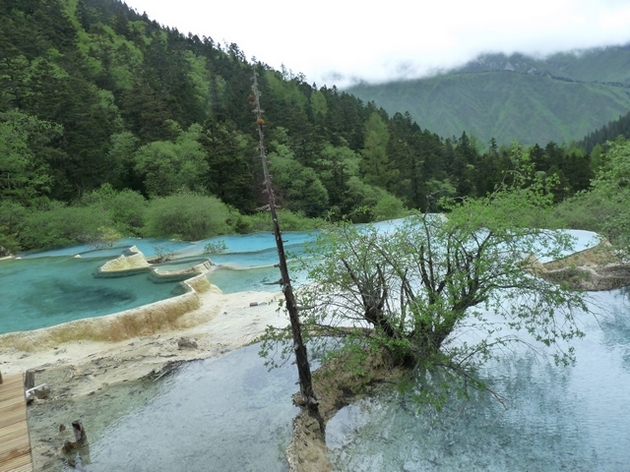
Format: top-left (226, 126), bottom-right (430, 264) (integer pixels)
top-left (0, 278), bottom-right (290, 470)
top-left (0, 288), bottom-right (286, 382)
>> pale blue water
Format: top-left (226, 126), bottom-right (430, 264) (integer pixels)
top-left (71, 289), bottom-right (630, 472)
top-left (0, 256), bottom-right (188, 334)
top-left (0, 231), bottom-right (317, 335)
top-left (2, 223), bottom-right (624, 471)
top-left (83, 343), bottom-right (301, 472)
top-left (0, 223), bottom-right (599, 335)
top-left (326, 288), bottom-right (630, 471)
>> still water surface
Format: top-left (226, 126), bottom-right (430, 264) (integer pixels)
top-left (0, 256), bottom-right (187, 334)
top-left (326, 288), bottom-right (630, 471)
top-left (71, 288), bottom-right (630, 471)
top-left (0, 224), bottom-right (598, 334)
top-left (81, 344), bottom-right (299, 472)
top-left (4, 225), bottom-right (625, 471)
top-left (0, 230), bottom-right (319, 334)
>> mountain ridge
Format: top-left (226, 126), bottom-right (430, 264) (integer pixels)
top-left (347, 45), bottom-right (630, 146)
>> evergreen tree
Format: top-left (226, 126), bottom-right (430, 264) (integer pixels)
top-left (199, 119), bottom-right (256, 213)
top-left (361, 112), bottom-right (397, 190)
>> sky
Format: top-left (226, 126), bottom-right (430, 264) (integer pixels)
top-left (124, 0), bottom-right (630, 88)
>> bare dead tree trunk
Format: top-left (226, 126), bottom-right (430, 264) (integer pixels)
top-left (251, 70), bottom-right (322, 427)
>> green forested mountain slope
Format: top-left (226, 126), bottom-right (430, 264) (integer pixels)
top-left (579, 110), bottom-right (630, 152)
top-left (0, 0), bottom-right (431, 250)
top-left (0, 0), bottom-right (608, 252)
top-left (457, 47), bottom-right (630, 84)
top-left (0, 0), bottom-right (380, 213)
top-left (347, 46), bottom-right (630, 146)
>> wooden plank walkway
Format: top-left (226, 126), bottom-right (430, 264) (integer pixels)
top-left (0, 374), bottom-right (32, 472)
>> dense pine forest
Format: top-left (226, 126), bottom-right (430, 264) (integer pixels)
top-left (0, 0), bottom-right (626, 253)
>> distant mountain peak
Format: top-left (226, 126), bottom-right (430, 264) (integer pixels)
top-left (347, 43), bottom-right (630, 145)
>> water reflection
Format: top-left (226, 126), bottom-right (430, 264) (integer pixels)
top-left (1, 225), bottom-right (600, 334)
top-left (67, 289), bottom-right (630, 471)
top-left (3, 225), bottom-right (625, 469)
top-left (326, 289), bottom-right (630, 471)
top-left (0, 231), bottom-right (313, 334)
top-left (599, 288), bottom-right (630, 363)
top-left (83, 344), bottom-right (298, 472)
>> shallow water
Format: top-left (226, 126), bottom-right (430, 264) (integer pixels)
top-left (5, 225), bottom-right (621, 470)
top-left (326, 288), bottom-right (630, 471)
top-left (1, 224), bottom-right (599, 334)
top-left (53, 289), bottom-right (630, 471)
top-left (78, 344), bottom-right (299, 472)
top-left (0, 256), bottom-right (187, 335)
top-left (0, 232), bottom-right (315, 334)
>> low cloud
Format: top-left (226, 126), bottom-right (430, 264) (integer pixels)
top-left (125, 0), bottom-right (630, 88)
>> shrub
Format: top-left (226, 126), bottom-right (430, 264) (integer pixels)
top-left (0, 201), bottom-right (27, 253)
top-left (203, 240), bottom-right (227, 254)
top-left (19, 202), bottom-right (102, 250)
top-left (81, 184), bottom-right (147, 236)
top-left (142, 192), bottom-right (232, 240)
top-left (241, 209), bottom-right (326, 233)
top-left (108, 189), bottom-right (147, 235)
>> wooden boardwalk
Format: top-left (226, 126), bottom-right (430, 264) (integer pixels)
top-left (0, 374), bottom-right (32, 472)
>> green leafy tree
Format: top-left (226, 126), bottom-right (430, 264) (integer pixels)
top-left (0, 111), bottom-right (59, 203)
top-left (0, 201), bottom-right (27, 253)
top-left (450, 131), bottom-right (479, 196)
top-left (261, 174), bottom-right (588, 406)
top-left (0, 54), bottom-right (30, 110)
top-left (133, 123), bottom-right (208, 197)
top-left (386, 112), bottom-right (423, 207)
top-left (310, 89), bottom-right (328, 126)
top-left (268, 143), bottom-right (329, 218)
top-left (19, 202), bottom-right (103, 250)
top-left (550, 138), bottom-right (630, 245)
top-left (142, 192), bottom-right (233, 240)
top-left (313, 143), bottom-right (360, 218)
top-left (78, 22), bottom-right (144, 92)
top-left (81, 184), bottom-right (147, 236)
top-left (361, 112), bottom-right (397, 189)
top-left (119, 78), bottom-right (177, 143)
top-left (23, 58), bottom-right (123, 198)
top-left (199, 119), bottom-right (255, 212)
top-left (583, 138), bottom-right (630, 250)
top-left (343, 176), bottom-right (407, 223)
top-left (106, 131), bottom-right (140, 190)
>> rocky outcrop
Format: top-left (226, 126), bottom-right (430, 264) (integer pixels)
top-left (286, 350), bottom-right (405, 472)
top-left (96, 246), bottom-right (214, 283)
top-left (96, 245), bottom-right (151, 276)
top-left (525, 242), bottom-right (630, 291)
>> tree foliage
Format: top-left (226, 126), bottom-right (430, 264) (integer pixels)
top-left (261, 176), bottom-right (589, 405)
top-left (554, 138), bottom-right (630, 251)
top-left (268, 143), bottom-right (329, 218)
top-left (18, 201), bottom-right (105, 250)
top-left (142, 191), bottom-right (233, 240)
top-left (0, 0), bottom-right (614, 252)
top-left (590, 138), bottom-right (630, 250)
top-left (133, 123), bottom-right (208, 197)
top-left (0, 111), bottom-right (59, 203)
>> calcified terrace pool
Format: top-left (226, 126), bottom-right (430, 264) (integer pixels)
top-left (56, 288), bottom-right (630, 472)
top-left (1, 225), bottom-right (625, 471)
top-left (0, 230), bottom-right (317, 335)
top-left (0, 222), bottom-right (600, 335)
